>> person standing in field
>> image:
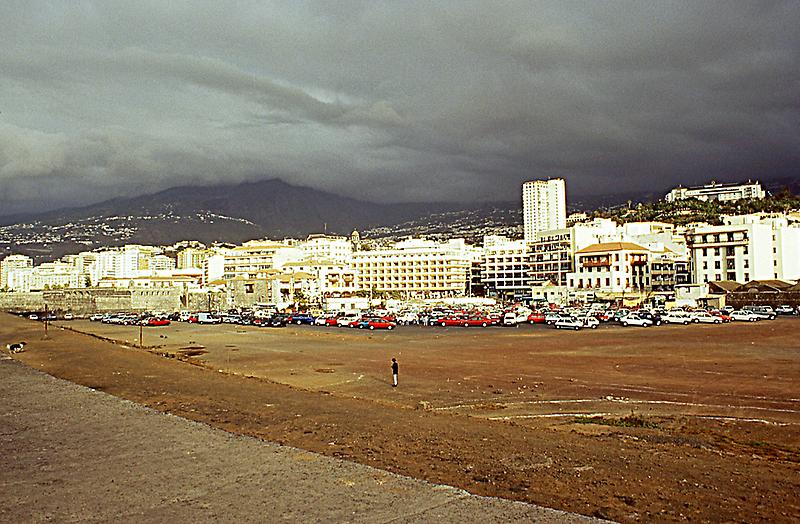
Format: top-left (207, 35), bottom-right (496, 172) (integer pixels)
top-left (391, 358), bottom-right (398, 387)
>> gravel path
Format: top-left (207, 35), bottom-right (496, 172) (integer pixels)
top-left (0, 357), bottom-right (599, 523)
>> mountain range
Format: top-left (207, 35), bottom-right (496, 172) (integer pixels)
top-left (2, 176), bottom-right (796, 263)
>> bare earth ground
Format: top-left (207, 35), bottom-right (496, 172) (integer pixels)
top-left (2, 313), bottom-right (799, 522)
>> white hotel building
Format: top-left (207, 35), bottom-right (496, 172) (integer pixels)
top-left (665, 180), bottom-right (765, 203)
top-left (687, 214), bottom-right (800, 284)
top-left (522, 179), bottom-right (566, 242)
top-left (352, 238), bottom-right (481, 297)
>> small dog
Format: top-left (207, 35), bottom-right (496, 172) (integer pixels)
top-left (6, 342), bottom-right (27, 353)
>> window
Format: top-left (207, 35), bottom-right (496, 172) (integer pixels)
top-left (714, 261), bottom-right (721, 269)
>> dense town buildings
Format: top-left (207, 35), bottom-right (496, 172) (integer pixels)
top-left (1, 180), bottom-right (798, 307)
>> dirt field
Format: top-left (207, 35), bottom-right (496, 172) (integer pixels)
top-left (2, 314), bottom-right (799, 522)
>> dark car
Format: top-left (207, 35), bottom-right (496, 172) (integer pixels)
top-left (259, 314), bottom-right (287, 327)
top-left (287, 313), bottom-right (315, 325)
top-left (637, 311), bottom-right (663, 326)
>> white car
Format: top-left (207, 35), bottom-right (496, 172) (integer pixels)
top-left (197, 312), bottom-right (221, 324)
top-left (581, 316), bottom-right (600, 329)
top-left (554, 316), bottom-right (582, 330)
top-left (336, 313), bottom-right (361, 327)
top-left (89, 314), bottom-right (104, 321)
top-left (691, 311), bottom-right (723, 324)
top-left (620, 314), bottom-right (653, 327)
top-left (730, 310), bottom-right (760, 322)
top-left (661, 311), bottom-right (692, 325)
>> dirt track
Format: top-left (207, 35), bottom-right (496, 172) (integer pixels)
top-left (3, 314), bottom-right (799, 522)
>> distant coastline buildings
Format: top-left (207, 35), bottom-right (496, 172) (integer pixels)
top-left (522, 178), bottom-right (566, 241)
top-left (664, 180), bottom-right (765, 203)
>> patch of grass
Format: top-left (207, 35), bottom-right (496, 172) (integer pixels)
top-left (573, 413), bottom-right (659, 429)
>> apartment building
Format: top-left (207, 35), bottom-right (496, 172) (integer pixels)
top-left (352, 238), bottom-right (480, 297)
top-left (529, 218), bottom-right (619, 286)
top-left (687, 214), bottom-right (800, 283)
top-left (481, 236), bottom-right (529, 299)
top-left (567, 242), bottom-right (651, 294)
top-left (1, 254), bottom-right (33, 289)
top-left (177, 247), bottom-right (210, 270)
top-left (6, 261), bottom-right (84, 292)
top-left (222, 240), bottom-right (301, 280)
top-left (299, 234), bottom-right (353, 264)
top-left (522, 179), bottom-right (566, 241)
top-left (665, 180), bottom-right (765, 203)
top-left (280, 258), bottom-right (359, 300)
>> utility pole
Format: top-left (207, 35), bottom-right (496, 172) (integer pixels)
top-left (139, 322), bottom-right (143, 347)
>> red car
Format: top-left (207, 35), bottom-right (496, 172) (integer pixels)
top-left (438, 317), bottom-right (466, 327)
top-left (710, 311), bottom-right (732, 322)
top-left (143, 317), bottom-right (170, 326)
top-left (463, 316), bottom-right (491, 327)
top-left (366, 318), bottom-right (396, 330)
top-left (527, 312), bottom-right (546, 324)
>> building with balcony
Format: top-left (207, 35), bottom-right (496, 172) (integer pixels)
top-left (481, 236), bottom-right (529, 300)
top-left (529, 218), bottom-right (619, 286)
top-left (687, 214), bottom-right (800, 283)
top-left (567, 242), bottom-right (651, 295)
top-left (352, 238), bottom-right (480, 298)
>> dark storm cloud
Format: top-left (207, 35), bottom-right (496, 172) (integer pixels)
top-left (0, 1), bottom-right (798, 213)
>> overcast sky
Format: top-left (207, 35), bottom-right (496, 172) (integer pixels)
top-left (1, 1), bottom-right (798, 214)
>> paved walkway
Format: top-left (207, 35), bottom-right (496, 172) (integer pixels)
top-left (0, 357), bottom-right (600, 522)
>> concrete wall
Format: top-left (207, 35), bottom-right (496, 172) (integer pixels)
top-left (0, 292), bottom-right (45, 313)
top-left (0, 288), bottom-right (184, 314)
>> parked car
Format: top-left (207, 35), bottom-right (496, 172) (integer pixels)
top-left (721, 305), bottom-right (735, 315)
top-left (709, 310), bottom-right (732, 322)
top-left (337, 314), bottom-right (361, 327)
top-left (637, 311), bottom-right (663, 326)
top-left (527, 311), bottom-right (546, 324)
top-left (775, 305), bottom-right (797, 315)
top-left (287, 313), bottom-right (315, 325)
top-left (462, 316), bottom-right (492, 327)
top-left (364, 317), bottom-right (397, 330)
top-left (730, 310), bottom-right (761, 322)
top-left (661, 311), bottom-right (692, 325)
top-left (743, 306), bottom-right (776, 320)
top-left (89, 314), bottom-right (104, 321)
top-left (545, 313), bottom-right (571, 325)
top-left (142, 317), bottom-right (171, 327)
top-left (691, 311), bottom-right (723, 324)
top-left (581, 316), bottom-right (600, 329)
top-left (620, 314), bottom-right (654, 327)
top-left (554, 316), bottom-right (582, 330)
top-left (197, 312), bottom-right (222, 324)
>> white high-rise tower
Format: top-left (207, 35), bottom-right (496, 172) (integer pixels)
top-left (522, 179), bottom-right (566, 241)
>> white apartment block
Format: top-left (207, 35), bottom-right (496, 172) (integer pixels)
top-left (299, 234), bottom-right (353, 264)
top-left (147, 254), bottom-right (176, 272)
top-left (223, 240), bottom-right (301, 280)
top-left (177, 247), bottom-right (209, 270)
top-left (665, 180), bottom-right (765, 203)
top-left (688, 214), bottom-right (800, 283)
top-left (568, 242), bottom-right (651, 294)
top-left (352, 238), bottom-right (480, 297)
top-left (481, 236), bottom-right (529, 298)
top-left (1, 254), bottom-right (33, 289)
top-left (522, 179), bottom-right (566, 241)
top-left (6, 261), bottom-right (84, 292)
